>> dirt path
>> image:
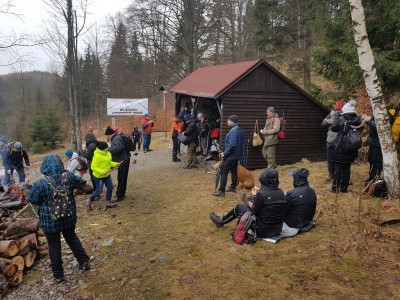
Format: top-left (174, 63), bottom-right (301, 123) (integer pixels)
top-left (4, 145), bottom-right (400, 300)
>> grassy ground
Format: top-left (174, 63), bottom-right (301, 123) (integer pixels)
top-left (11, 136), bottom-right (400, 299)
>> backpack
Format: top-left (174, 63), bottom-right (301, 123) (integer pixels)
top-left (75, 157), bottom-right (89, 174)
top-left (45, 173), bottom-right (74, 221)
top-left (342, 123), bottom-right (362, 152)
top-left (232, 211), bottom-right (257, 245)
top-left (278, 114), bottom-right (287, 140)
top-left (121, 134), bottom-right (135, 152)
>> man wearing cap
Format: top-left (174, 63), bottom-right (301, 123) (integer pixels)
top-left (213, 115), bottom-right (244, 197)
top-left (105, 126), bottom-right (130, 202)
top-left (182, 115), bottom-right (199, 169)
top-left (330, 100), bottom-right (363, 193)
top-left (322, 100), bottom-right (346, 181)
top-left (3, 141), bottom-right (30, 186)
top-left (261, 107), bottom-right (280, 169)
top-left (141, 113), bottom-right (154, 153)
top-left (284, 168), bottom-right (317, 228)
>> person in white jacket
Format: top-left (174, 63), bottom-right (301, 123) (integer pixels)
top-left (65, 149), bottom-right (82, 178)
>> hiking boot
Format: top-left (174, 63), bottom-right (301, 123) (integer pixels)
top-left (326, 173), bottom-right (334, 181)
top-left (85, 199), bottom-right (93, 211)
top-left (79, 261), bottom-right (90, 271)
top-left (106, 202), bottom-right (117, 208)
top-left (173, 158), bottom-right (181, 162)
top-left (111, 196), bottom-right (124, 203)
top-left (241, 192), bottom-right (251, 207)
top-left (147, 149), bottom-right (153, 152)
top-left (226, 186), bottom-right (236, 193)
top-left (55, 277), bottom-right (65, 284)
top-left (212, 191), bottom-right (225, 197)
top-left (209, 212), bottom-right (224, 228)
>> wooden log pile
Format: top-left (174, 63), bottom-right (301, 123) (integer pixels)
top-left (0, 207), bottom-right (48, 295)
top-left (0, 183), bottom-right (32, 209)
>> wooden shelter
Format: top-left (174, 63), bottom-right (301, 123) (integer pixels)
top-left (169, 59), bottom-right (330, 170)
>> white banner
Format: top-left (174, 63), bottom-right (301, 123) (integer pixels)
top-left (107, 98), bottom-right (148, 116)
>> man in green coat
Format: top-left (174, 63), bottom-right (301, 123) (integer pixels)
top-left (261, 107), bottom-right (280, 169)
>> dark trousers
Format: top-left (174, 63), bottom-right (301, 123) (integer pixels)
top-left (116, 158), bottom-right (130, 199)
top-left (219, 159), bottom-right (238, 192)
top-left (3, 164), bottom-right (25, 185)
top-left (368, 146), bottom-right (383, 181)
top-left (90, 175), bottom-right (113, 201)
top-left (172, 137), bottom-right (179, 160)
top-left (133, 139), bottom-right (141, 151)
top-left (46, 228), bottom-right (89, 279)
top-left (327, 142), bottom-right (335, 175)
top-left (143, 134), bottom-right (151, 151)
top-left (222, 204), bottom-right (250, 224)
top-left (88, 168), bottom-right (96, 190)
top-left (332, 163), bottom-right (351, 192)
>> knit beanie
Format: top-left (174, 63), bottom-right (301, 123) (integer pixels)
top-left (228, 115), bottom-right (239, 123)
top-left (65, 149), bottom-right (73, 158)
top-left (97, 141), bottom-right (109, 151)
top-left (334, 100), bottom-right (346, 111)
top-left (342, 100), bottom-right (356, 114)
top-left (105, 126), bottom-right (115, 136)
top-left (267, 107), bottom-right (275, 113)
top-left (112, 126), bottom-right (119, 133)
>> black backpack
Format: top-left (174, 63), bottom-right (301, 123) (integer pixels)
top-left (120, 134), bottom-right (135, 152)
top-left (342, 123), bottom-right (363, 152)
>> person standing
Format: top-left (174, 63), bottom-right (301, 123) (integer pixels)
top-left (321, 100), bottom-right (346, 181)
top-left (141, 113), bottom-right (154, 153)
top-left (197, 113), bottom-right (209, 158)
top-left (182, 115), bottom-right (199, 169)
top-left (64, 149), bottom-right (82, 178)
top-left (389, 103), bottom-right (400, 143)
top-left (84, 132), bottom-right (98, 190)
top-left (0, 135), bottom-right (8, 166)
top-left (87, 142), bottom-right (119, 210)
top-left (3, 142), bottom-right (30, 185)
top-left (362, 109), bottom-right (383, 183)
top-left (170, 116), bottom-right (183, 162)
top-left (213, 115), bottom-right (244, 197)
top-left (28, 155), bottom-right (90, 283)
top-left (105, 126), bottom-right (130, 202)
top-left (131, 126), bottom-right (142, 151)
top-left (330, 100), bottom-right (363, 193)
top-left (261, 107), bottom-right (280, 169)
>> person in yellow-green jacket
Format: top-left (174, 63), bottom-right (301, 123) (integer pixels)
top-left (389, 103), bottom-right (400, 143)
top-left (86, 141), bottom-right (121, 210)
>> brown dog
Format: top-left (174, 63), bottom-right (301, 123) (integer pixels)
top-left (213, 161), bottom-right (255, 189)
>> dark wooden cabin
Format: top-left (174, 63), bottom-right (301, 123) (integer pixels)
top-left (169, 59), bottom-right (330, 170)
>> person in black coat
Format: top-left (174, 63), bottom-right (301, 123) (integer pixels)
top-left (182, 115), bottom-right (199, 169)
top-left (330, 100), bottom-right (363, 193)
top-left (84, 132), bottom-right (97, 190)
top-left (284, 168), bottom-right (317, 228)
top-left (362, 110), bottom-right (383, 183)
top-left (210, 169), bottom-right (287, 238)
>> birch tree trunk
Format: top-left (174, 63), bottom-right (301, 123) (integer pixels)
top-left (349, 0), bottom-right (400, 198)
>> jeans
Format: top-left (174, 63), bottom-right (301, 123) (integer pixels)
top-left (143, 134), bottom-right (151, 152)
top-left (88, 168), bottom-right (96, 190)
top-left (199, 137), bottom-right (208, 156)
top-left (116, 158), bottom-right (130, 199)
top-left (3, 164), bottom-right (25, 185)
top-left (219, 159), bottom-right (238, 192)
top-left (46, 228), bottom-right (89, 279)
top-left (332, 163), bottom-right (351, 192)
top-left (90, 176), bottom-right (113, 201)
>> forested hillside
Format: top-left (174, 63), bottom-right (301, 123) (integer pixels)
top-left (0, 0), bottom-right (399, 151)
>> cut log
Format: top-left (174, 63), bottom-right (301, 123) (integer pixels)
top-left (12, 204), bottom-right (29, 219)
top-left (0, 240), bottom-right (20, 257)
top-left (11, 256), bottom-right (24, 271)
top-left (4, 218), bottom-right (40, 237)
top-left (23, 250), bottom-right (37, 268)
top-left (17, 240), bottom-right (31, 256)
top-left (0, 259), bottom-right (18, 277)
top-left (37, 246), bottom-right (49, 257)
top-left (9, 270), bottom-right (23, 287)
top-left (37, 236), bottom-right (47, 246)
top-left (0, 201), bottom-right (21, 209)
top-left (36, 229), bottom-right (45, 237)
top-left (20, 233), bottom-right (37, 250)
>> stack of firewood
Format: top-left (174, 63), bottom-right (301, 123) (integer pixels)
top-left (0, 207), bottom-right (48, 294)
top-left (0, 183), bottom-right (32, 209)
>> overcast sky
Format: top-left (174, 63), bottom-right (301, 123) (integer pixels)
top-left (0, 0), bottom-right (132, 75)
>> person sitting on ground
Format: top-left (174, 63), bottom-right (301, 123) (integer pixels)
top-left (28, 154), bottom-right (90, 283)
top-left (3, 141), bottom-right (30, 186)
top-left (182, 115), bottom-right (199, 169)
top-left (131, 126), bottom-right (142, 151)
top-left (284, 168), bottom-right (317, 229)
top-left (210, 169), bottom-right (287, 238)
top-left (65, 149), bottom-right (82, 178)
top-left (84, 132), bottom-right (98, 190)
top-left (86, 141), bottom-right (120, 210)
top-left (213, 115), bottom-right (244, 197)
